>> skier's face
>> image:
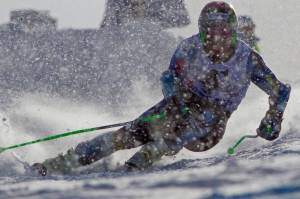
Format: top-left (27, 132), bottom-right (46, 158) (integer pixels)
top-left (205, 22), bottom-right (234, 52)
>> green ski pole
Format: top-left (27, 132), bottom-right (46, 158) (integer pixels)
top-left (0, 121), bottom-right (132, 154)
top-left (0, 108), bottom-right (187, 154)
top-left (0, 110), bottom-right (171, 154)
top-left (227, 134), bottom-right (258, 155)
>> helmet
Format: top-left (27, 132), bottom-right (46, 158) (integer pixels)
top-left (238, 15), bottom-right (255, 32)
top-left (198, 1), bottom-right (237, 34)
top-left (237, 15), bottom-right (259, 50)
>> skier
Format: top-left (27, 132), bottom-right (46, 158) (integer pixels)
top-left (31, 1), bottom-right (291, 176)
top-left (238, 15), bottom-right (260, 52)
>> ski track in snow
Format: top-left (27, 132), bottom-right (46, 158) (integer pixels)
top-left (0, 128), bottom-right (299, 199)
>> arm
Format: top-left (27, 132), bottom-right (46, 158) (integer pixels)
top-left (250, 51), bottom-right (291, 141)
top-left (160, 44), bottom-right (187, 99)
top-left (160, 55), bottom-right (176, 99)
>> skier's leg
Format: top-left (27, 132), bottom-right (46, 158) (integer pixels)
top-left (125, 138), bottom-right (174, 170)
top-left (33, 99), bottom-right (184, 174)
top-left (39, 121), bottom-right (152, 175)
top-left (74, 121), bottom-right (152, 166)
top-left (181, 101), bottom-right (230, 152)
top-left (125, 99), bottom-right (188, 170)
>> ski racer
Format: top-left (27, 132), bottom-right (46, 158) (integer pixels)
top-left (31, 1), bottom-right (291, 176)
top-left (238, 15), bottom-right (260, 52)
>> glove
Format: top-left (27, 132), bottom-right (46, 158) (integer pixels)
top-left (257, 109), bottom-right (283, 141)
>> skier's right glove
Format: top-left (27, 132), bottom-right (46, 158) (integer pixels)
top-left (257, 83), bottom-right (291, 141)
top-left (257, 109), bottom-right (283, 141)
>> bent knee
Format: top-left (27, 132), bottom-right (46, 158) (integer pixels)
top-left (75, 142), bottom-right (90, 156)
top-left (75, 142), bottom-right (98, 165)
top-left (183, 131), bottom-right (224, 152)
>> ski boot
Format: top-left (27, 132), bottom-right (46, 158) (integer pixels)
top-left (30, 163), bottom-right (47, 176)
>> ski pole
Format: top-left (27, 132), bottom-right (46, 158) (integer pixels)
top-left (0, 107), bottom-right (184, 154)
top-left (227, 134), bottom-right (258, 155)
top-left (0, 121), bottom-right (132, 154)
top-left (0, 110), bottom-right (170, 154)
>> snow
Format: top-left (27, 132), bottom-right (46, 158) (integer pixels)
top-left (0, 0), bottom-right (300, 198)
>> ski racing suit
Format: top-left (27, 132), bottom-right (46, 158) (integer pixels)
top-left (40, 35), bottom-right (290, 174)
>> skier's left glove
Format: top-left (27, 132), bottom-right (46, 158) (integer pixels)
top-left (257, 109), bottom-right (283, 141)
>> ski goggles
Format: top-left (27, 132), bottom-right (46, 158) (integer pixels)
top-left (207, 12), bottom-right (230, 21)
top-left (205, 12), bottom-right (236, 28)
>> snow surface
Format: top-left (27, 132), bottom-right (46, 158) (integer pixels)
top-left (0, 0), bottom-right (300, 199)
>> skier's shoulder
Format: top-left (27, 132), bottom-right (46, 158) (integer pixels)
top-left (235, 39), bottom-right (258, 60)
top-left (236, 39), bottom-right (266, 74)
top-left (236, 39), bottom-right (263, 61)
top-left (176, 34), bottom-right (200, 52)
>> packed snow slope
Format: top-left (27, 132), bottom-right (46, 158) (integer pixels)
top-left (0, 0), bottom-right (300, 199)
